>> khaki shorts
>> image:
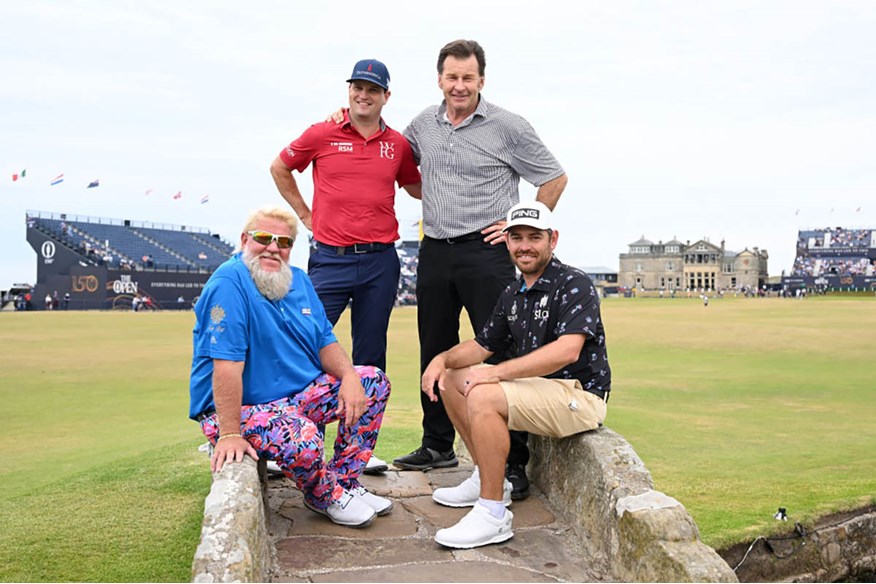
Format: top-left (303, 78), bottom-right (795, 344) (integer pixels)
top-left (499, 376), bottom-right (607, 438)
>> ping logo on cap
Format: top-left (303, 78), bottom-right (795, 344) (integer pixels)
top-left (511, 208), bottom-right (540, 220)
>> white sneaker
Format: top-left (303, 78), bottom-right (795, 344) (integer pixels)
top-left (435, 503), bottom-right (514, 549)
top-left (363, 455), bottom-right (389, 475)
top-left (432, 469), bottom-right (512, 508)
top-left (265, 460), bottom-right (284, 475)
top-left (350, 485), bottom-right (393, 515)
top-left (303, 489), bottom-right (376, 528)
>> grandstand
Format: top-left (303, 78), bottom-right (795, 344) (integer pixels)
top-left (25, 210), bottom-right (235, 310)
top-left (24, 210), bottom-right (424, 311)
top-left (783, 227), bottom-right (876, 291)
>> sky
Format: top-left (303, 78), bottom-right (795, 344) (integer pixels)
top-left (2, 1), bottom-right (875, 290)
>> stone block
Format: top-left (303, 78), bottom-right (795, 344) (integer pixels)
top-left (530, 428), bottom-right (737, 582)
top-left (191, 457), bottom-right (270, 582)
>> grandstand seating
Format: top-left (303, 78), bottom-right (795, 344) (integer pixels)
top-left (791, 227), bottom-right (874, 278)
top-left (35, 218), bottom-right (94, 259)
top-left (134, 227), bottom-right (231, 269)
top-left (69, 221), bottom-right (186, 268)
top-left (28, 211), bottom-right (235, 272)
top-left (28, 210), bottom-right (422, 303)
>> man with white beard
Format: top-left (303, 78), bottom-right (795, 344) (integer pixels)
top-left (188, 206), bottom-right (393, 528)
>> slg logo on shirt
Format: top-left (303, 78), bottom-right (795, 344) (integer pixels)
top-left (533, 295), bottom-right (550, 323)
top-left (330, 141), bottom-right (353, 152)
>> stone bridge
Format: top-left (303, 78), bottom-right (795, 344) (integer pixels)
top-left (191, 427), bottom-right (738, 582)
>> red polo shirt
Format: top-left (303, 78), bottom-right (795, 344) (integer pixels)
top-left (279, 112), bottom-right (421, 246)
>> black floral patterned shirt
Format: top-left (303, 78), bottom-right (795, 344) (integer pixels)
top-left (475, 256), bottom-right (612, 397)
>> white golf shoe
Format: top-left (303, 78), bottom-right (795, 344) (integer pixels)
top-left (350, 485), bottom-right (393, 515)
top-left (435, 503), bottom-right (514, 549)
top-left (303, 489), bottom-right (376, 528)
top-left (432, 468), bottom-right (512, 508)
top-left (363, 455), bottom-right (389, 475)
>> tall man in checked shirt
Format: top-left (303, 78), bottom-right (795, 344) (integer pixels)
top-left (392, 40), bottom-right (568, 501)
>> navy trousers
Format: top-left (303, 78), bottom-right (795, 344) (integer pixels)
top-left (308, 244), bottom-right (400, 371)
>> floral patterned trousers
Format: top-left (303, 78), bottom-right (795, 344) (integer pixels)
top-left (200, 366), bottom-right (390, 509)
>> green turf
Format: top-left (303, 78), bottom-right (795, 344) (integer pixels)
top-left (0, 441), bottom-right (209, 582)
top-left (602, 296), bottom-right (876, 547)
top-left (0, 298), bottom-right (874, 579)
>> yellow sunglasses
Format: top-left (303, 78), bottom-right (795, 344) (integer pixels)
top-left (247, 230), bottom-right (294, 248)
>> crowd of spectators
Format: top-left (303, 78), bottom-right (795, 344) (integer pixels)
top-left (792, 227), bottom-right (874, 277)
top-left (798, 227), bottom-right (873, 250)
top-left (825, 227), bottom-right (871, 249)
top-left (792, 255), bottom-right (873, 277)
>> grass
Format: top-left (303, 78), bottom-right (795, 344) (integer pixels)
top-left (0, 297), bottom-right (874, 579)
top-left (603, 296), bottom-right (876, 547)
top-left (0, 442), bottom-right (208, 582)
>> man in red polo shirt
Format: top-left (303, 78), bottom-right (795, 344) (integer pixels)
top-left (270, 58), bottom-right (421, 472)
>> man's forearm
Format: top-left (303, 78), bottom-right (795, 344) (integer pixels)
top-left (319, 342), bottom-right (358, 380)
top-left (212, 359), bottom-right (246, 436)
top-left (492, 334), bottom-right (584, 381)
top-left (443, 339), bottom-right (492, 370)
top-left (535, 174), bottom-right (568, 211)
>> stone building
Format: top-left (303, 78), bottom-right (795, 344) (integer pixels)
top-left (618, 236), bottom-right (768, 292)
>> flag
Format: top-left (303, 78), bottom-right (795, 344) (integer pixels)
top-left (200, 194), bottom-right (209, 204)
top-left (21, 169), bottom-right (26, 178)
top-left (145, 189), bottom-right (153, 196)
top-left (173, 191), bottom-right (182, 200)
top-left (50, 174), bottom-right (64, 185)
top-left (87, 179), bottom-right (100, 188)
top-left (12, 174), bottom-right (18, 181)
top-left (12, 169), bottom-right (26, 181)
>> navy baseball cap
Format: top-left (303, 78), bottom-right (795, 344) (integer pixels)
top-left (347, 59), bottom-right (390, 90)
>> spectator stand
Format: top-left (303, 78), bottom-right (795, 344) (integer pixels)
top-left (784, 226), bottom-right (876, 292)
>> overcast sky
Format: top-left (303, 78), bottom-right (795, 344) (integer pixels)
top-left (2, 1), bottom-right (874, 290)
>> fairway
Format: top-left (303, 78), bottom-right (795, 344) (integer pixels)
top-left (1, 297), bottom-right (874, 580)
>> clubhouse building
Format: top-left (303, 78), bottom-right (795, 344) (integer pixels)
top-left (618, 236), bottom-right (768, 292)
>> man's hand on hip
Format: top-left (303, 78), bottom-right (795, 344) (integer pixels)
top-left (481, 221), bottom-right (508, 246)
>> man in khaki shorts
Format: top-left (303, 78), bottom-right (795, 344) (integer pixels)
top-left (420, 200), bottom-right (612, 549)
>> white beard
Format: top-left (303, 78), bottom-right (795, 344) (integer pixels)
top-left (244, 250), bottom-right (292, 301)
